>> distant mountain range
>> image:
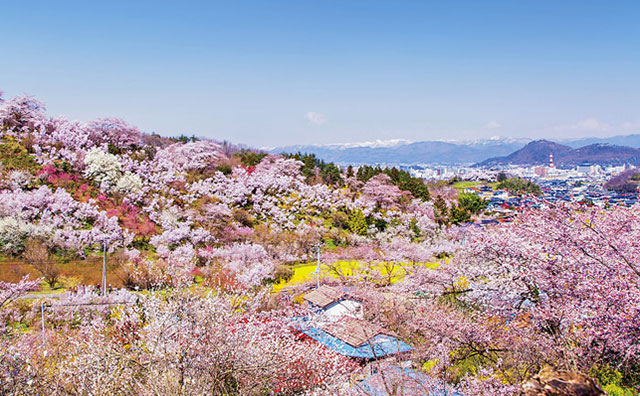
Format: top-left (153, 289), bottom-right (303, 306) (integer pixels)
top-left (270, 134), bottom-right (640, 166)
top-left (270, 137), bottom-right (529, 165)
top-left (478, 140), bottom-right (640, 168)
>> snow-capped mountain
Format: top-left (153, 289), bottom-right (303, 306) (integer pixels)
top-left (269, 137), bottom-right (530, 165)
top-left (270, 134), bottom-right (640, 166)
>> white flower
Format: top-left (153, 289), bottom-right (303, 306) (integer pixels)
top-left (83, 147), bottom-right (122, 190)
top-left (115, 172), bottom-right (143, 195)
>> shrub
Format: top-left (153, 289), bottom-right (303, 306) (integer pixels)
top-left (348, 209), bottom-right (367, 236)
top-left (497, 177), bottom-right (542, 195)
top-left (457, 192), bottom-right (488, 215)
top-left (0, 136), bottom-right (39, 172)
top-left (271, 265), bottom-right (294, 284)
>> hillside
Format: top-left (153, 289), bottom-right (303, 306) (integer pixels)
top-left (565, 133), bottom-right (640, 148)
top-left (2, 93), bottom-right (640, 396)
top-left (478, 139), bottom-right (640, 168)
top-left (0, 93), bottom-right (444, 288)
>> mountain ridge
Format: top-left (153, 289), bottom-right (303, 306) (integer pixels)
top-left (478, 139), bottom-right (640, 168)
top-left (271, 134), bottom-right (640, 166)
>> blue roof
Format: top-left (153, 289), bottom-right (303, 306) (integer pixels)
top-left (296, 321), bottom-right (413, 359)
top-left (354, 366), bottom-right (464, 396)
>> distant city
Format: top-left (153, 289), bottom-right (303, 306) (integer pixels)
top-left (276, 135), bottom-right (640, 212)
top-left (405, 156), bottom-right (636, 214)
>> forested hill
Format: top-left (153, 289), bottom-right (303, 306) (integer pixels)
top-left (478, 139), bottom-right (640, 168)
top-left (0, 93), bottom-right (443, 288)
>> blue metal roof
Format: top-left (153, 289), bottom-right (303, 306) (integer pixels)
top-left (296, 323), bottom-right (413, 359)
top-left (353, 366), bottom-right (464, 396)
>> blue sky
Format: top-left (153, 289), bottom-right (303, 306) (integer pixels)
top-left (2, 1), bottom-right (640, 147)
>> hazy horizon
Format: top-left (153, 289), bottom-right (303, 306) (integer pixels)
top-left (2, 1), bottom-right (640, 147)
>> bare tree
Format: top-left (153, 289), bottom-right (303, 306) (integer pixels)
top-left (23, 238), bottom-right (59, 288)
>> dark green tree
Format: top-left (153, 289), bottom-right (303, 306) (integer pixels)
top-left (348, 209), bottom-right (368, 236)
top-left (457, 193), bottom-right (488, 215)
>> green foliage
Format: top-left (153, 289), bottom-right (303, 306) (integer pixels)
top-left (409, 218), bottom-right (421, 239)
top-left (497, 177), bottom-right (542, 196)
top-left (215, 163), bottom-right (233, 175)
top-left (368, 216), bottom-right (388, 232)
top-left (447, 347), bottom-right (498, 383)
top-left (590, 364), bottom-right (639, 395)
top-left (432, 193), bottom-right (484, 226)
top-left (497, 172), bottom-right (508, 182)
top-left (603, 384), bottom-right (636, 396)
top-left (348, 209), bottom-right (368, 236)
top-left (356, 165), bottom-right (430, 201)
top-left (107, 143), bottom-right (121, 155)
top-left (322, 238), bottom-right (337, 249)
top-left (284, 152), bottom-right (343, 186)
top-left (449, 204), bottom-right (471, 225)
top-left (235, 149), bottom-right (267, 167)
top-left (0, 136), bottom-right (40, 172)
top-left (433, 195), bottom-right (451, 227)
top-left (457, 193), bottom-right (488, 215)
top-left (175, 134), bottom-right (199, 143)
top-left (330, 211), bottom-right (349, 229)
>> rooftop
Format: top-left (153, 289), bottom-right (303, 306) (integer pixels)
top-left (297, 324), bottom-right (412, 359)
top-left (324, 318), bottom-right (385, 347)
top-left (302, 285), bottom-right (345, 308)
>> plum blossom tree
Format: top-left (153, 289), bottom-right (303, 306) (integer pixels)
top-left (0, 276), bottom-right (40, 335)
top-left (0, 185), bottom-right (126, 253)
top-left (0, 95), bottom-right (47, 135)
top-left (386, 203), bottom-right (640, 391)
top-left (1, 290), bottom-right (357, 395)
top-left (114, 171), bottom-right (143, 195)
top-left (361, 173), bottom-right (408, 210)
top-left (88, 118), bottom-right (141, 149)
top-left (454, 204), bottom-right (640, 372)
top-left (0, 216), bottom-right (45, 255)
top-left (83, 147), bottom-right (123, 190)
top-left (154, 140), bottom-right (224, 171)
top-left (199, 242), bottom-right (276, 287)
top-left (0, 276), bottom-right (40, 311)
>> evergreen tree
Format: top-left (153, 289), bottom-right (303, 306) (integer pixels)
top-left (348, 209), bottom-right (368, 236)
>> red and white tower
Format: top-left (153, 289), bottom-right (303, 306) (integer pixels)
top-left (549, 152), bottom-right (555, 168)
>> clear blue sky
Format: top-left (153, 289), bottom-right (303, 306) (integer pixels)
top-left (2, 1), bottom-right (640, 147)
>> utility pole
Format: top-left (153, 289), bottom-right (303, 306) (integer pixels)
top-left (312, 242), bottom-right (322, 289)
top-left (102, 238), bottom-right (107, 296)
top-left (40, 301), bottom-right (46, 348)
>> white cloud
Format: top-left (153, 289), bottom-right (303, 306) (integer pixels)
top-left (305, 111), bottom-right (327, 125)
top-left (542, 118), bottom-right (612, 138)
top-left (621, 121), bottom-right (640, 130)
top-left (571, 118), bottom-right (610, 131)
top-left (485, 120), bottom-right (501, 129)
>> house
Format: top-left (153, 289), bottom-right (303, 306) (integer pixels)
top-left (352, 366), bottom-right (464, 396)
top-left (296, 320), bottom-right (412, 359)
top-left (296, 286), bottom-right (413, 359)
top-left (303, 284), bottom-right (363, 323)
top-left (303, 285), bottom-right (345, 309)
